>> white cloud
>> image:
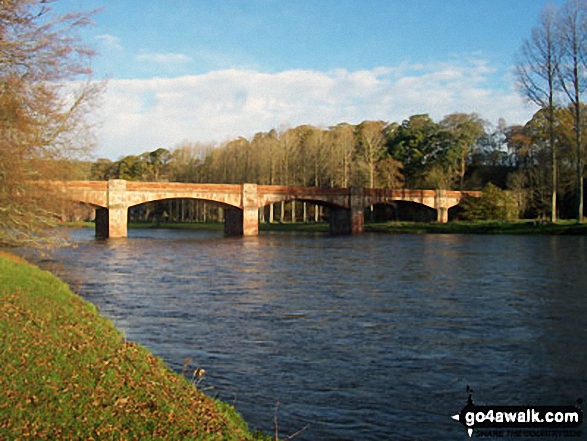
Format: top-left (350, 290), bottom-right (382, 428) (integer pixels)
top-left (93, 58), bottom-right (538, 159)
top-left (136, 52), bottom-right (191, 64)
top-left (95, 34), bottom-right (123, 51)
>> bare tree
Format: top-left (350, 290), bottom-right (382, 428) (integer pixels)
top-left (356, 121), bottom-right (387, 188)
top-left (328, 123), bottom-right (356, 187)
top-left (170, 142), bottom-right (212, 182)
top-left (376, 156), bottom-right (404, 189)
top-left (278, 127), bottom-right (301, 186)
top-left (250, 130), bottom-right (279, 185)
top-left (557, 0), bottom-right (587, 222)
top-left (516, 4), bottom-right (561, 222)
top-left (1, 0), bottom-right (103, 247)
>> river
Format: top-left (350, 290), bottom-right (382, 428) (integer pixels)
top-left (36, 229), bottom-right (587, 440)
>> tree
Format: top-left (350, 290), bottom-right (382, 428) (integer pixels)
top-left (423, 127), bottom-right (461, 190)
top-left (557, 0), bottom-right (587, 222)
top-left (169, 142), bottom-right (210, 183)
top-left (502, 107), bottom-right (577, 219)
top-left (376, 156), bottom-right (404, 189)
top-left (439, 113), bottom-right (486, 190)
top-left (1, 0), bottom-right (102, 247)
top-left (277, 127), bottom-right (300, 186)
top-left (143, 148), bottom-right (171, 181)
top-left (516, 3), bottom-right (561, 222)
top-left (116, 155), bottom-right (146, 181)
top-left (90, 158), bottom-right (116, 180)
top-left (295, 125), bottom-right (319, 187)
top-left (460, 183), bottom-right (518, 221)
top-left (387, 114), bottom-right (439, 187)
top-left (329, 123), bottom-right (356, 187)
top-left (356, 121), bottom-right (387, 188)
top-left (250, 130), bottom-right (278, 185)
top-left (328, 123), bottom-right (355, 187)
top-left (472, 118), bottom-right (512, 168)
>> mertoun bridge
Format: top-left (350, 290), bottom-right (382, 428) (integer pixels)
top-left (51, 180), bottom-right (480, 238)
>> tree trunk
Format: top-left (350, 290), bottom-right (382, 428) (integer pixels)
top-left (280, 201), bottom-right (285, 223)
top-left (549, 104), bottom-right (557, 223)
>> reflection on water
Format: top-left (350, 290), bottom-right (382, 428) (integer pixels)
top-left (35, 229), bottom-right (587, 440)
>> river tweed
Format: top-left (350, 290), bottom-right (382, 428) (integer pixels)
top-left (40, 229), bottom-right (586, 440)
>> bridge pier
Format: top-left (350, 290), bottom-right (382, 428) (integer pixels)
top-left (435, 189), bottom-right (449, 223)
top-left (329, 188), bottom-right (364, 235)
top-left (94, 206), bottom-right (128, 238)
top-left (94, 180), bottom-right (129, 238)
top-left (224, 183), bottom-right (259, 236)
top-left (436, 207), bottom-right (448, 223)
top-left (242, 184), bottom-right (259, 236)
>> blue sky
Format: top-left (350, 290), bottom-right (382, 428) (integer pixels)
top-left (54, 0), bottom-right (566, 159)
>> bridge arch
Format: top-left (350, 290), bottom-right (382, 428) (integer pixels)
top-left (128, 197), bottom-right (238, 224)
top-left (126, 182), bottom-right (242, 208)
top-left (369, 201), bottom-right (437, 222)
top-left (260, 197), bottom-right (347, 225)
top-left (259, 196), bottom-right (347, 211)
top-left (128, 195), bottom-right (239, 209)
top-left (257, 186), bottom-right (349, 210)
top-left (256, 186), bottom-right (361, 233)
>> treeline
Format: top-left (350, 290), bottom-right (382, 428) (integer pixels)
top-left (84, 108), bottom-right (585, 220)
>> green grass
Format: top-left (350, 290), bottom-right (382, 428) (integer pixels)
top-left (63, 219), bottom-right (587, 235)
top-left (0, 252), bottom-right (271, 440)
top-left (247, 219), bottom-right (587, 235)
top-left (363, 220), bottom-right (587, 234)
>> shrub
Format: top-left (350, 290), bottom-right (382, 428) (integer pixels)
top-left (460, 183), bottom-right (518, 221)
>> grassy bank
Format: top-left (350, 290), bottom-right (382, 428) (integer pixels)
top-left (261, 220), bottom-right (587, 235)
top-left (64, 219), bottom-right (587, 235)
top-left (0, 252), bottom-right (269, 440)
top-left (363, 220), bottom-right (587, 234)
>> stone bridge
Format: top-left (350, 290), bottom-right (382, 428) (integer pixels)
top-left (50, 180), bottom-right (480, 238)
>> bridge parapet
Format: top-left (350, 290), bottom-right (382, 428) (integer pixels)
top-left (42, 180), bottom-right (108, 208)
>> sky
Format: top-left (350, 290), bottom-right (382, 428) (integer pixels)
top-left (54, 0), bottom-right (567, 160)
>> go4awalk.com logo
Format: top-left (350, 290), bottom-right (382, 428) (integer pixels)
top-left (451, 387), bottom-right (583, 438)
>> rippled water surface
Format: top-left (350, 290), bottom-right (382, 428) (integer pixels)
top-left (38, 229), bottom-right (587, 440)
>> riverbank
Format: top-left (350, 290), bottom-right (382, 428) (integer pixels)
top-left (62, 220), bottom-right (587, 235)
top-left (251, 220), bottom-right (587, 235)
top-left (363, 220), bottom-right (587, 234)
top-left (0, 251), bottom-right (269, 440)
top-left (260, 220), bottom-right (587, 234)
